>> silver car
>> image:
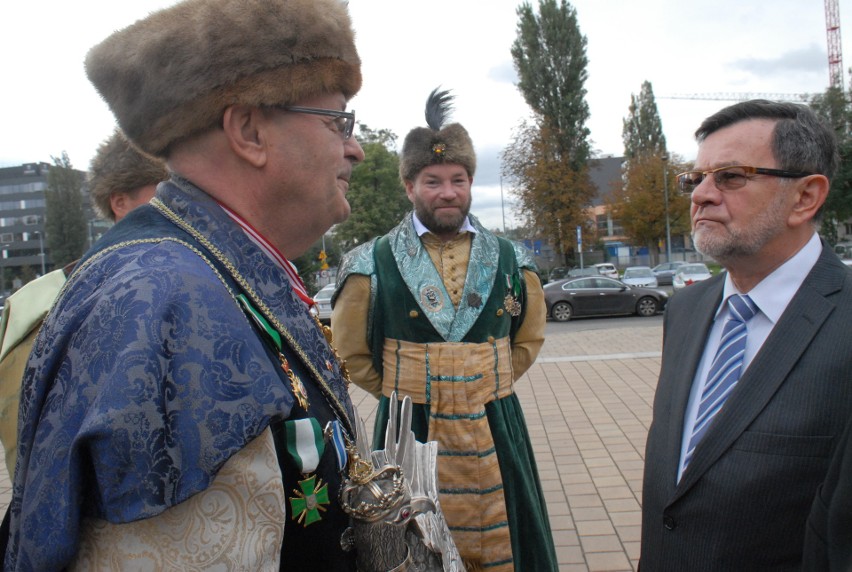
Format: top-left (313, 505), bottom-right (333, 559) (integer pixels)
top-left (652, 261), bottom-right (687, 286)
top-left (672, 263), bottom-right (712, 291)
top-left (621, 266), bottom-right (658, 288)
top-left (311, 282), bottom-right (335, 324)
top-left (593, 263), bottom-right (618, 279)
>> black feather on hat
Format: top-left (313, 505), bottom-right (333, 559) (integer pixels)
top-left (399, 87), bottom-right (476, 183)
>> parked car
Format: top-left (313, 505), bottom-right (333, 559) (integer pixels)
top-left (621, 266), bottom-right (658, 288)
top-left (311, 282), bottom-right (335, 324)
top-left (549, 267), bottom-right (571, 281)
top-left (672, 263), bottom-right (712, 292)
top-left (652, 261), bottom-right (687, 286)
top-left (593, 263), bottom-right (619, 279)
top-left (543, 276), bottom-right (668, 322)
top-left (567, 266), bottom-right (601, 278)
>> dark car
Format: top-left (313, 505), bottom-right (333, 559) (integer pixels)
top-left (652, 261), bottom-right (687, 286)
top-left (543, 276), bottom-right (668, 322)
top-left (548, 267), bottom-right (571, 281)
top-left (549, 266), bottom-right (599, 282)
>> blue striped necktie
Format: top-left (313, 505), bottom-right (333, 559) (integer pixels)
top-left (684, 294), bottom-right (758, 468)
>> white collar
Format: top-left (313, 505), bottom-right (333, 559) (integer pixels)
top-left (411, 212), bottom-right (477, 238)
top-left (719, 232), bottom-right (822, 323)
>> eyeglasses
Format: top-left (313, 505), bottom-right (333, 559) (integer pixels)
top-left (676, 165), bottom-right (813, 195)
top-left (278, 106), bottom-right (356, 140)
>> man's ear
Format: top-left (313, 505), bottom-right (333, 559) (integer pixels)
top-left (109, 192), bottom-right (128, 221)
top-left (404, 179), bottom-right (416, 204)
top-left (789, 174), bottom-right (830, 227)
top-left (221, 105), bottom-right (268, 168)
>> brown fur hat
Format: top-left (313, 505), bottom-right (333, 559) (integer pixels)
top-left (85, 0), bottom-right (361, 158)
top-left (88, 129), bottom-right (168, 221)
top-left (399, 88), bottom-right (476, 183)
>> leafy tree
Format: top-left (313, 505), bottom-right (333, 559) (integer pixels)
top-left (503, 123), bottom-right (596, 264)
top-left (810, 86), bottom-right (852, 246)
top-left (507, 0), bottom-right (593, 263)
top-left (606, 152), bottom-right (691, 265)
top-left (623, 81), bottom-right (667, 159)
top-left (511, 0), bottom-right (590, 169)
top-left (333, 124), bottom-right (409, 252)
top-left (606, 81), bottom-right (690, 265)
top-left (45, 152), bottom-right (87, 268)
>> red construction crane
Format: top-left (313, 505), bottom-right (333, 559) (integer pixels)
top-left (825, 0), bottom-right (844, 90)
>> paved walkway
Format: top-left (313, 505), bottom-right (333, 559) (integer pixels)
top-left (0, 322), bottom-right (663, 571)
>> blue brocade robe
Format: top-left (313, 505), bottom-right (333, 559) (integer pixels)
top-left (6, 178), bottom-right (356, 571)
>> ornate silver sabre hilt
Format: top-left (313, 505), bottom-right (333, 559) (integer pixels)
top-left (339, 392), bottom-right (465, 572)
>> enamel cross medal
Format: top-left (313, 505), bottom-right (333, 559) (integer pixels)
top-left (285, 418), bottom-right (330, 526)
top-left (504, 273), bottom-right (522, 317)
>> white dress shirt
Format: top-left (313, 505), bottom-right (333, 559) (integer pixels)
top-left (411, 212), bottom-right (477, 237)
top-left (677, 233), bottom-right (823, 482)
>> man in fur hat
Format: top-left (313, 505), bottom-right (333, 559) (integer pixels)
top-left (0, 128), bottom-right (165, 480)
top-left (332, 88), bottom-right (557, 571)
top-left (88, 128), bottom-right (165, 223)
top-left (7, 1), bottom-right (365, 570)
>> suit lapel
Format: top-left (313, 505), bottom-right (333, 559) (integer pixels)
top-left (675, 246), bottom-right (843, 496)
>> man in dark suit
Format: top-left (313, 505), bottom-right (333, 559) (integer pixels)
top-left (802, 417), bottom-right (852, 571)
top-left (641, 99), bottom-right (852, 571)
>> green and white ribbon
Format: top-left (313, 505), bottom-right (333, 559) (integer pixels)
top-left (285, 418), bottom-right (325, 473)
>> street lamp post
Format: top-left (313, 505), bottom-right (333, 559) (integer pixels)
top-left (661, 153), bottom-right (672, 263)
top-left (38, 231), bottom-right (46, 275)
top-left (499, 176), bottom-right (506, 233)
top-left (0, 244), bottom-right (9, 296)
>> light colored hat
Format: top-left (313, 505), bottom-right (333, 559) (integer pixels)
top-left (88, 129), bottom-right (168, 221)
top-left (85, 0), bottom-right (361, 158)
top-left (399, 88), bottom-right (476, 182)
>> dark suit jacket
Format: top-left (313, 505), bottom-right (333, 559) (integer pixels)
top-left (641, 244), bottom-right (852, 571)
top-left (802, 417), bottom-right (852, 572)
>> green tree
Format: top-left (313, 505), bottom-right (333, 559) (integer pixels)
top-left (45, 152), bottom-right (87, 268)
top-left (507, 0), bottom-right (594, 263)
top-left (607, 81), bottom-right (689, 265)
top-left (810, 86), bottom-right (852, 246)
top-left (503, 123), bottom-right (596, 265)
top-left (333, 125), bottom-right (409, 252)
top-left (511, 0), bottom-right (590, 169)
top-left (606, 152), bottom-right (691, 265)
top-left (623, 81), bottom-right (667, 159)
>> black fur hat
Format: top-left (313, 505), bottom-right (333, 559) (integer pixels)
top-left (399, 88), bottom-right (477, 183)
top-left (85, 0), bottom-right (361, 158)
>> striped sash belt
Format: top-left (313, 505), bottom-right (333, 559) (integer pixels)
top-left (382, 337), bottom-right (515, 570)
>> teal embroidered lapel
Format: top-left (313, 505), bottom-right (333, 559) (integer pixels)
top-left (387, 213), bottom-right (500, 341)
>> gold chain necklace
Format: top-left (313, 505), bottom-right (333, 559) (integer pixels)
top-left (152, 197), bottom-right (354, 431)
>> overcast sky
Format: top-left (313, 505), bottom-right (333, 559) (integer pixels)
top-left (2, 0), bottom-right (849, 230)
